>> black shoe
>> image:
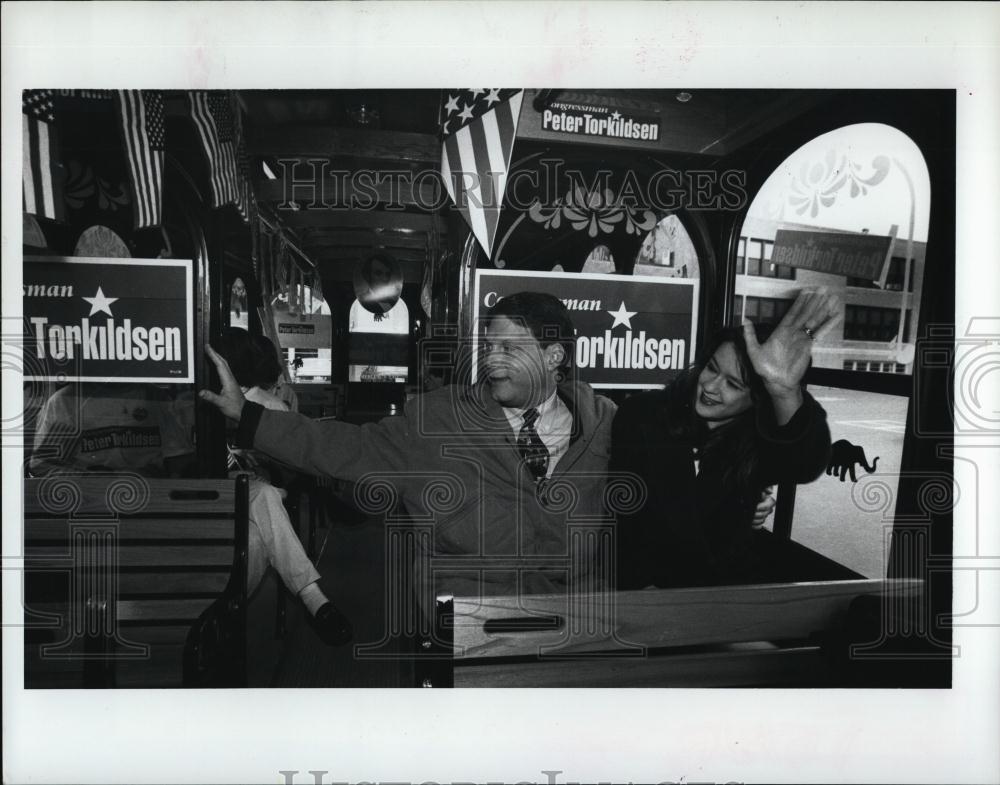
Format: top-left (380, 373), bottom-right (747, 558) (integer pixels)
top-left (310, 602), bottom-right (353, 646)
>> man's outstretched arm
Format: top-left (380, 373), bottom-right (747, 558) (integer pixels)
top-left (199, 344), bottom-right (409, 482)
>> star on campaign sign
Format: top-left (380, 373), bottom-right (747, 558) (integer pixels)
top-left (607, 301), bottom-right (637, 329)
top-left (82, 286), bottom-right (119, 317)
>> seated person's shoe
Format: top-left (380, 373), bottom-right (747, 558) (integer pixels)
top-left (310, 602), bottom-right (353, 646)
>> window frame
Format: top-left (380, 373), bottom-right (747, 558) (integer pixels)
top-left (714, 100), bottom-right (953, 588)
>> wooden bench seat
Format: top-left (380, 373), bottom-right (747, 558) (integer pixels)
top-left (22, 473), bottom-right (250, 688)
top-left (421, 578), bottom-right (925, 687)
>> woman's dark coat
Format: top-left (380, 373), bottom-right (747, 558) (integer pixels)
top-left (610, 386), bottom-right (831, 588)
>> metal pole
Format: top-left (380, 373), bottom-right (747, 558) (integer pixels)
top-left (257, 213), bottom-right (317, 269)
top-left (893, 158), bottom-right (916, 351)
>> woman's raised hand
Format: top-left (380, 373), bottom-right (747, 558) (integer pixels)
top-left (198, 344), bottom-right (247, 421)
top-left (743, 288), bottom-right (841, 399)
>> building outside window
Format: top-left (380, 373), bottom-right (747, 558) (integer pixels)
top-left (743, 295), bottom-right (794, 327)
top-left (743, 238), bottom-right (795, 280)
top-left (843, 304), bottom-right (913, 343)
top-left (732, 121), bottom-right (931, 577)
top-left (847, 256), bottom-right (915, 291)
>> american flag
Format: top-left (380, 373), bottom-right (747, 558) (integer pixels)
top-left (188, 91), bottom-right (240, 209)
top-left (22, 89), bottom-right (65, 222)
top-left (231, 95), bottom-right (254, 224)
top-left (440, 89), bottom-right (523, 258)
top-left (116, 90), bottom-right (165, 229)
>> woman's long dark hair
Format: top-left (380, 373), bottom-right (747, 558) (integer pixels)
top-left (663, 325), bottom-right (774, 501)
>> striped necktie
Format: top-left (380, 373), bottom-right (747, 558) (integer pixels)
top-left (517, 407), bottom-right (549, 482)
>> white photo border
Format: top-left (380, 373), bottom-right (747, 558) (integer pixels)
top-left (3, 2), bottom-right (999, 783)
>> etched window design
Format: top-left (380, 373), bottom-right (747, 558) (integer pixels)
top-left (735, 123), bottom-right (930, 375)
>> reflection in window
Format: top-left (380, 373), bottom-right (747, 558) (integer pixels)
top-left (735, 123), bottom-right (929, 375)
top-left (634, 214), bottom-right (699, 279)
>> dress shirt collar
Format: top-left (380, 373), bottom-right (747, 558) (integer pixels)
top-left (502, 389), bottom-right (559, 430)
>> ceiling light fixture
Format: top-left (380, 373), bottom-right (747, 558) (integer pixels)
top-left (347, 103), bottom-right (380, 126)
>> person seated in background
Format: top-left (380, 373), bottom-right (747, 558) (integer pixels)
top-left (31, 363), bottom-right (351, 646)
top-left (611, 289), bottom-right (837, 589)
top-left (250, 333), bottom-right (298, 413)
top-left (30, 382), bottom-right (197, 478)
top-left (215, 327), bottom-right (351, 645)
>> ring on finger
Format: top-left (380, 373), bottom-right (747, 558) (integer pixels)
top-left (803, 325), bottom-right (816, 339)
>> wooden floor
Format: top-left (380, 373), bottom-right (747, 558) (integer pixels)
top-left (269, 511), bottom-right (416, 688)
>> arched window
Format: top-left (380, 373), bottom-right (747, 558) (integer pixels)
top-left (347, 297), bottom-right (410, 383)
top-left (737, 123), bottom-right (931, 578)
top-left (634, 214), bottom-right (700, 280)
top-left (735, 123), bottom-right (929, 369)
top-left (581, 244), bottom-right (615, 274)
top-left (270, 284), bottom-right (332, 383)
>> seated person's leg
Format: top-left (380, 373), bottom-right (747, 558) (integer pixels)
top-left (247, 478), bottom-right (352, 645)
top-left (247, 520), bottom-right (270, 598)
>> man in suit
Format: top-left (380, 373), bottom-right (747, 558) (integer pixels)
top-left (201, 292), bottom-right (618, 611)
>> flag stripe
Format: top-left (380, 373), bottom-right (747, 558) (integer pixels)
top-left (440, 145), bottom-right (457, 203)
top-left (118, 92), bottom-right (148, 225)
top-left (494, 97), bottom-right (516, 147)
top-left (480, 108), bottom-right (509, 247)
top-left (188, 91), bottom-right (242, 209)
top-left (499, 91), bottom-right (523, 167)
top-left (36, 120), bottom-right (55, 219)
top-left (221, 142), bottom-right (238, 201)
top-left (188, 93), bottom-right (220, 204)
top-left (23, 89), bottom-right (65, 222)
top-left (438, 89), bottom-right (523, 258)
top-left (443, 133), bottom-right (476, 243)
top-left (22, 113), bottom-right (38, 215)
top-left (136, 94), bottom-right (158, 224)
top-left (454, 128), bottom-right (491, 256)
top-left (131, 92), bottom-right (151, 224)
top-left (117, 90), bottom-right (164, 228)
top-left (468, 114), bottom-right (500, 252)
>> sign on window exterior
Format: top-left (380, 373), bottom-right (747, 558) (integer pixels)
top-left (771, 228), bottom-right (894, 282)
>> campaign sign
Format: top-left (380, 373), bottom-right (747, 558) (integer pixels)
top-left (23, 257), bottom-right (194, 383)
top-left (772, 228), bottom-right (894, 281)
top-left (540, 104), bottom-right (661, 143)
top-left (473, 270), bottom-right (699, 389)
top-left (275, 314), bottom-right (332, 349)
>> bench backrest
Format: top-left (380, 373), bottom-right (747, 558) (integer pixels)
top-left (23, 473), bottom-right (249, 688)
top-left (430, 578), bottom-right (924, 687)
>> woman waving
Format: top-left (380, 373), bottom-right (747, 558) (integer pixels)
top-left (611, 289), bottom-right (840, 589)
